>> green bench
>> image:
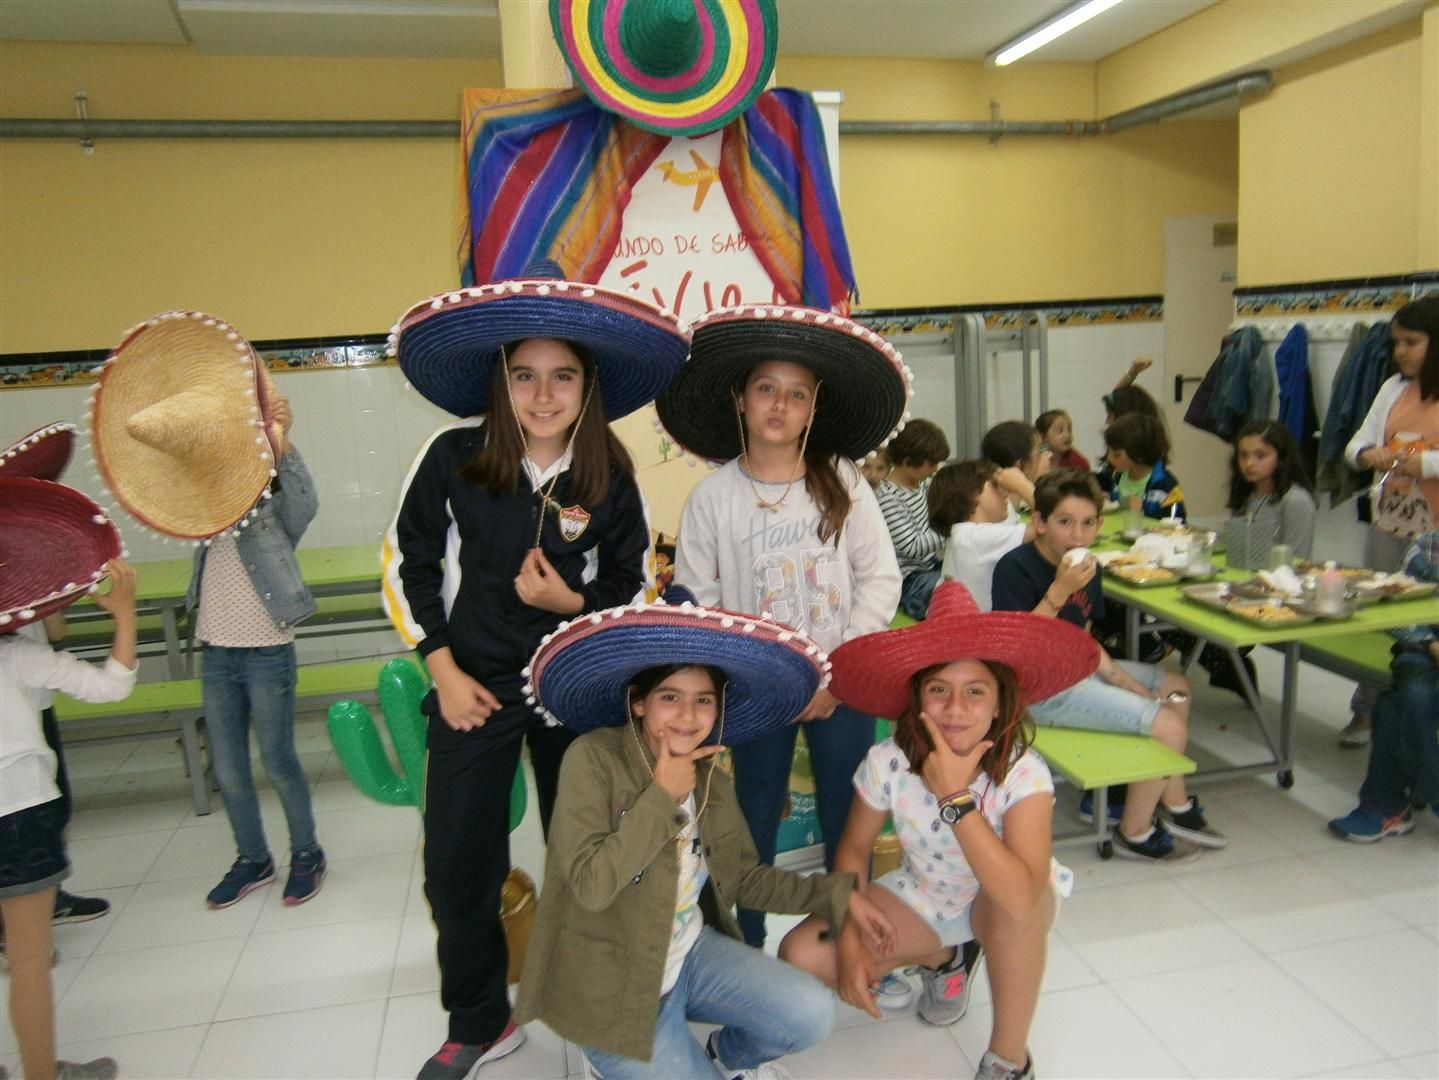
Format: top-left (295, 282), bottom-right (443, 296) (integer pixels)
top-left (1294, 630), bottom-right (1394, 689)
top-left (886, 610), bottom-right (1195, 857)
top-left (53, 656), bottom-right (420, 815)
top-left (1031, 727), bottom-right (1196, 858)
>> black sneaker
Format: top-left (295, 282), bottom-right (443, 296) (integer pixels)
top-left (1113, 823), bottom-right (1200, 863)
top-left (1159, 798), bottom-right (1227, 849)
top-left (417, 1020), bottom-right (526, 1079)
top-left (53, 890), bottom-right (111, 925)
top-left (283, 847), bottom-right (327, 906)
top-left (206, 856), bottom-right (276, 909)
top-left (1206, 650), bottom-right (1258, 699)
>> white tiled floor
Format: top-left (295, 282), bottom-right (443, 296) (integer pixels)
top-left (3, 650), bottom-right (1436, 1079)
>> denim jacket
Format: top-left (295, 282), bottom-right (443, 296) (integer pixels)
top-left (186, 446), bottom-right (319, 630)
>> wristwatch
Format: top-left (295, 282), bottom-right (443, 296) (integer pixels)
top-left (938, 791), bottom-right (977, 825)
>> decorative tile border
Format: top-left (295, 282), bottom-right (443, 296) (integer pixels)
top-left (855, 296), bottom-right (1164, 338)
top-left (0, 337), bottom-right (394, 391)
top-left (1233, 273), bottom-right (1437, 318)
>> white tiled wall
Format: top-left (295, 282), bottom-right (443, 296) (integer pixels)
top-left (0, 365), bottom-right (453, 562)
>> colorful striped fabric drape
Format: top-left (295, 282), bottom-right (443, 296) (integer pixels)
top-left (458, 87), bottom-right (858, 311)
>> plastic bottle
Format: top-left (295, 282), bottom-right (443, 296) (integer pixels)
top-left (1315, 561), bottom-right (1345, 614)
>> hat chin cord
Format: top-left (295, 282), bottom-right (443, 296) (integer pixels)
top-left (735, 381), bottom-right (819, 514)
top-left (500, 345), bottom-right (599, 550)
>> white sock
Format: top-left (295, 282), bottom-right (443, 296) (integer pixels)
top-left (1123, 825), bottom-right (1155, 843)
top-left (1165, 798), bottom-right (1195, 814)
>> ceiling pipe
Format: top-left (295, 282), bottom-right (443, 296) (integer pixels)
top-left (0, 71), bottom-right (1272, 141)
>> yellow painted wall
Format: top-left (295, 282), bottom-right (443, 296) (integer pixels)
top-left (778, 54), bottom-right (1238, 308)
top-left (1237, 19), bottom-right (1428, 284)
top-left (1096, 0), bottom-right (1420, 116)
top-left (0, 42), bottom-right (501, 352)
top-left (0, 42), bottom-right (1238, 354)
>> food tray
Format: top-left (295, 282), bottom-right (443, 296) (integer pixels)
top-left (1104, 563), bottom-right (1181, 588)
top-left (1350, 578), bottom-right (1438, 604)
top-left (1179, 583), bottom-right (1320, 626)
top-left (1294, 561), bottom-right (1374, 580)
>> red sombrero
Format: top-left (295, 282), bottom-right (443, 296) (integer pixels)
top-left (0, 422), bottom-right (76, 481)
top-left (828, 581), bottom-right (1100, 719)
top-left (0, 478), bottom-right (122, 631)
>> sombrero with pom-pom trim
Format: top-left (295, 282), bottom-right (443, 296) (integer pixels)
top-left (549, 0), bottom-right (778, 137)
top-left (0, 422), bottom-right (76, 481)
top-left (525, 586), bottom-right (824, 745)
top-left (828, 580), bottom-right (1100, 720)
top-left (390, 276), bottom-right (692, 421)
top-left (0, 478), bottom-right (121, 632)
top-left (654, 304), bottom-right (913, 462)
top-left (91, 311), bottom-right (281, 540)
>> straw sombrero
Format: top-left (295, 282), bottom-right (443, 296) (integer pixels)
top-left (390, 278), bottom-right (691, 420)
top-left (0, 422), bottom-right (76, 481)
top-left (91, 311), bottom-right (279, 540)
top-left (549, 0), bottom-right (778, 137)
top-left (654, 304), bottom-right (913, 462)
top-left (828, 581), bottom-right (1100, 720)
top-left (0, 478), bottom-right (122, 631)
top-left (525, 588), bottom-right (825, 744)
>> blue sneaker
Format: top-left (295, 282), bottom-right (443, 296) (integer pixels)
top-left (206, 855), bottom-right (276, 909)
top-left (1078, 790), bottom-right (1124, 826)
top-left (283, 847), bottom-right (327, 906)
top-left (1328, 806), bottom-right (1414, 843)
top-left (1113, 824), bottom-right (1200, 863)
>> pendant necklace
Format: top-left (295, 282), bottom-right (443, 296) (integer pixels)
top-left (735, 382), bottom-right (817, 514)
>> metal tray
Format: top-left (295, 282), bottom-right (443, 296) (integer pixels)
top-left (1179, 583), bottom-right (1320, 627)
top-left (1349, 579), bottom-right (1438, 604)
top-left (1104, 564), bottom-right (1182, 588)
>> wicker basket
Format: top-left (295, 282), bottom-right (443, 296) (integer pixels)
top-left (502, 867), bottom-right (537, 985)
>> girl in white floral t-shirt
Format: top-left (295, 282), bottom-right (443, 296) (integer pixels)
top-left (780, 581), bottom-right (1100, 1080)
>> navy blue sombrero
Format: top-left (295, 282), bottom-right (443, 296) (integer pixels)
top-left (389, 278), bottom-right (692, 420)
top-left (524, 589), bottom-right (826, 745)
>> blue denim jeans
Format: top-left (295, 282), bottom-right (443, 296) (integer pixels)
top-left (899, 563), bottom-right (941, 620)
top-left (731, 703), bottom-right (874, 947)
top-left (581, 927), bottom-right (834, 1079)
top-left (1359, 656), bottom-right (1439, 815)
top-left (202, 644), bottom-right (317, 862)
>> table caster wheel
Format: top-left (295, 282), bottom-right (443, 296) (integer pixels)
top-left (1277, 769), bottom-right (1294, 789)
top-left (1098, 840), bottom-right (1114, 860)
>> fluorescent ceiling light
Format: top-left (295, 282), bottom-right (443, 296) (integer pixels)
top-left (991, 0), bottom-right (1125, 66)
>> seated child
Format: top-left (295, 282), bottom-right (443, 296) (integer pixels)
top-left (1096, 379), bottom-right (1164, 492)
top-left (1035, 409), bottom-right (1088, 472)
top-left (980, 421), bottom-right (1050, 517)
top-left (990, 470), bottom-right (1222, 861)
top-left (779, 581), bottom-right (1099, 1080)
top-left (1101, 414), bottom-right (1185, 520)
top-left (1, 479), bottom-right (136, 1080)
top-left (515, 594), bottom-right (893, 1080)
top-left (1226, 420), bottom-right (1317, 561)
top-left (1329, 529), bottom-right (1439, 842)
top-left (860, 447), bottom-right (891, 490)
top-left (876, 419), bottom-right (952, 618)
top-left (928, 460), bottom-right (1036, 611)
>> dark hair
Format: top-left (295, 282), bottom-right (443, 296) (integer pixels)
top-left (1101, 384), bottom-right (1164, 426)
top-left (894, 660), bottom-right (1033, 787)
top-left (981, 420), bottom-right (1039, 469)
top-left (886, 418), bottom-right (950, 468)
top-left (1392, 296), bottom-right (1439, 401)
top-left (1034, 409), bottom-right (1070, 442)
top-left (1103, 413), bottom-right (1169, 467)
top-left (737, 365), bottom-right (852, 545)
top-left (1033, 468), bottom-right (1103, 518)
top-left (461, 341), bottom-right (636, 506)
top-left (927, 459), bottom-right (994, 533)
top-left (1227, 420), bottom-right (1313, 512)
top-left (627, 663), bottom-right (729, 744)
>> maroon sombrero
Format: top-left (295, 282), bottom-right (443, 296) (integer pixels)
top-left (828, 581), bottom-right (1099, 719)
top-left (0, 478), bottom-right (121, 631)
top-left (0, 422), bottom-right (76, 481)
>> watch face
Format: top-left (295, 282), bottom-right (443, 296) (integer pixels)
top-left (939, 804), bottom-right (958, 824)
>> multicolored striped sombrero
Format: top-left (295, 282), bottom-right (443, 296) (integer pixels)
top-left (549, 0), bottom-right (777, 137)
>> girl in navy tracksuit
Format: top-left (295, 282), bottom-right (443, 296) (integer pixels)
top-left (382, 281), bottom-right (688, 1080)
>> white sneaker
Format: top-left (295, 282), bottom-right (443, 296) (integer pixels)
top-left (731, 1064), bottom-right (794, 1080)
top-left (875, 971), bottom-right (915, 1010)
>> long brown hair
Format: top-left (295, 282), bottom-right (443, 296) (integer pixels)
top-left (735, 365), bottom-right (852, 545)
top-left (894, 659), bottom-right (1033, 788)
top-left (461, 340), bottom-right (636, 506)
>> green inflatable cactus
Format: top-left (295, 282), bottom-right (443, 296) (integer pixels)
top-left (327, 656), bottom-right (526, 829)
